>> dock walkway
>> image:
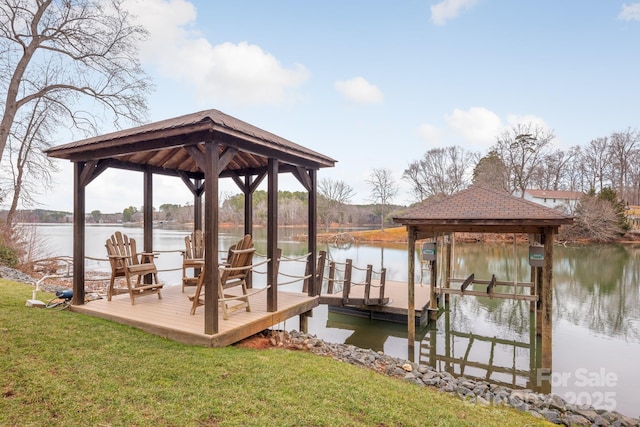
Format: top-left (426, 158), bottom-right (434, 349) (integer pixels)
top-left (320, 280), bottom-right (431, 326)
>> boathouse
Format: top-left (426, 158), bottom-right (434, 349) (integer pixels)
top-left (393, 185), bottom-right (574, 372)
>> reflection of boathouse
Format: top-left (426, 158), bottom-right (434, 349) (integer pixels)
top-left (393, 186), bottom-right (573, 374)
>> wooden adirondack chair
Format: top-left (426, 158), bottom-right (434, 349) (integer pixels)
top-left (189, 234), bottom-right (255, 319)
top-left (181, 230), bottom-right (204, 292)
top-left (105, 231), bottom-right (163, 305)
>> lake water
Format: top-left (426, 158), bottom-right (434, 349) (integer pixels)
top-left (29, 224), bottom-right (640, 418)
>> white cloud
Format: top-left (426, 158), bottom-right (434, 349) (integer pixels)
top-left (445, 107), bottom-right (502, 147)
top-left (618, 3), bottom-right (640, 21)
top-left (417, 107), bottom-right (550, 152)
top-left (334, 77), bottom-right (384, 105)
top-left (124, 0), bottom-right (309, 106)
top-left (417, 123), bottom-right (441, 144)
top-left (430, 0), bottom-right (478, 26)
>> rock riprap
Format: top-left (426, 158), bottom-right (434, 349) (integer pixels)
top-left (281, 330), bottom-right (639, 427)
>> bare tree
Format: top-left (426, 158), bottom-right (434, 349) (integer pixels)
top-left (492, 123), bottom-right (554, 197)
top-left (627, 149), bottom-right (640, 205)
top-left (0, 97), bottom-right (58, 224)
top-left (403, 146), bottom-right (477, 202)
top-left (562, 192), bottom-right (626, 242)
top-left (580, 137), bottom-right (611, 192)
top-left (562, 146), bottom-right (585, 192)
top-left (0, 0), bottom-right (151, 221)
top-left (531, 147), bottom-right (577, 191)
top-left (608, 128), bottom-right (639, 203)
top-left (366, 168), bottom-right (397, 230)
top-left (318, 178), bottom-right (355, 231)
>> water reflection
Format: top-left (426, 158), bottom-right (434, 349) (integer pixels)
top-left (424, 302), bottom-right (545, 393)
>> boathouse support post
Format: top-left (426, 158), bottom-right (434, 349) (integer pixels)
top-left (72, 162), bottom-right (86, 306)
top-left (529, 234), bottom-right (535, 312)
top-left (429, 235), bottom-right (438, 321)
top-left (541, 228), bottom-right (553, 372)
top-left (407, 226), bottom-right (417, 351)
top-left (445, 233), bottom-right (452, 304)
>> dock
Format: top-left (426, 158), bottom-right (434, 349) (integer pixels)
top-left (71, 285), bottom-right (318, 347)
top-left (320, 280), bottom-right (432, 326)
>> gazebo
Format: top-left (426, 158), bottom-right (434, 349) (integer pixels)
top-left (393, 185), bottom-right (574, 371)
top-left (46, 109), bottom-right (336, 337)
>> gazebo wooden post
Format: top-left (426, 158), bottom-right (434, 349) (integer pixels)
top-left (540, 228), bottom-right (553, 372)
top-left (407, 226), bottom-right (417, 351)
top-left (300, 168), bottom-right (317, 332)
top-left (267, 158), bottom-right (278, 312)
top-left (203, 142), bottom-right (220, 335)
top-left (143, 170), bottom-right (153, 284)
top-left (308, 169), bottom-right (318, 296)
top-left (242, 175), bottom-right (254, 289)
top-left (192, 178), bottom-right (203, 280)
top-left (72, 161), bottom-right (86, 306)
top-left (194, 178), bottom-right (202, 232)
top-left (243, 175), bottom-right (253, 236)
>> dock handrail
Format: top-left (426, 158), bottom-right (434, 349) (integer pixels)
top-left (321, 257), bottom-right (388, 306)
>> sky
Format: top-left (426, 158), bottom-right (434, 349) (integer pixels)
top-left (34, 0), bottom-right (640, 213)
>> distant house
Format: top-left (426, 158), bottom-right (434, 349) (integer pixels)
top-left (523, 189), bottom-right (583, 214)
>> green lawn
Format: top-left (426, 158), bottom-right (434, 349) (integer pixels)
top-left (0, 280), bottom-right (550, 426)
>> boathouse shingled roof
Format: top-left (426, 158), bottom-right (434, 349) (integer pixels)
top-left (393, 185), bottom-right (573, 234)
top-left (45, 109), bottom-right (336, 177)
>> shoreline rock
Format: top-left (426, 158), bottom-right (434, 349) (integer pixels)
top-left (273, 330), bottom-right (640, 427)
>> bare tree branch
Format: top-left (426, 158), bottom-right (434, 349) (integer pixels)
top-left (366, 168), bottom-right (397, 230)
top-left (0, 0), bottom-right (152, 166)
top-left (403, 146), bottom-right (477, 202)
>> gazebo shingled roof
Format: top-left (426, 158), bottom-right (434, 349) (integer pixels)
top-left (45, 109), bottom-right (336, 175)
top-left (393, 185), bottom-right (573, 234)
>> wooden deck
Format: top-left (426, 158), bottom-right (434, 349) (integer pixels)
top-left (319, 280), bottom-right (432, 326)
top-left (71, 285), bottom-right (318, 347)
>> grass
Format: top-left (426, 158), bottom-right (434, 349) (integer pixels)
top-left (0, 280), bottom-right (551, 426)
top-left (319, 226), bottom-right (408, 244)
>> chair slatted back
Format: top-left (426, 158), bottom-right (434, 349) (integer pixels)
top-left (184, 230), bottom-right (204, 260)
top-left (106, 231), bottom-right (140, 272)
top-left (220, 234), bottom-right (254, 286)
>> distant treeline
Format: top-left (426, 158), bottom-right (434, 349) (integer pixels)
top-left (3, 190), bottom-right (406, 227)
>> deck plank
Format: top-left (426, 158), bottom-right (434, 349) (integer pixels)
top-left (71, 285), bottom-right (318, 347)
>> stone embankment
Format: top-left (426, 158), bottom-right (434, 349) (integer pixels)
top-left (0, 266), bottom-right (39, 285)
top-left (277, 330), bottom-right (640, 427)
